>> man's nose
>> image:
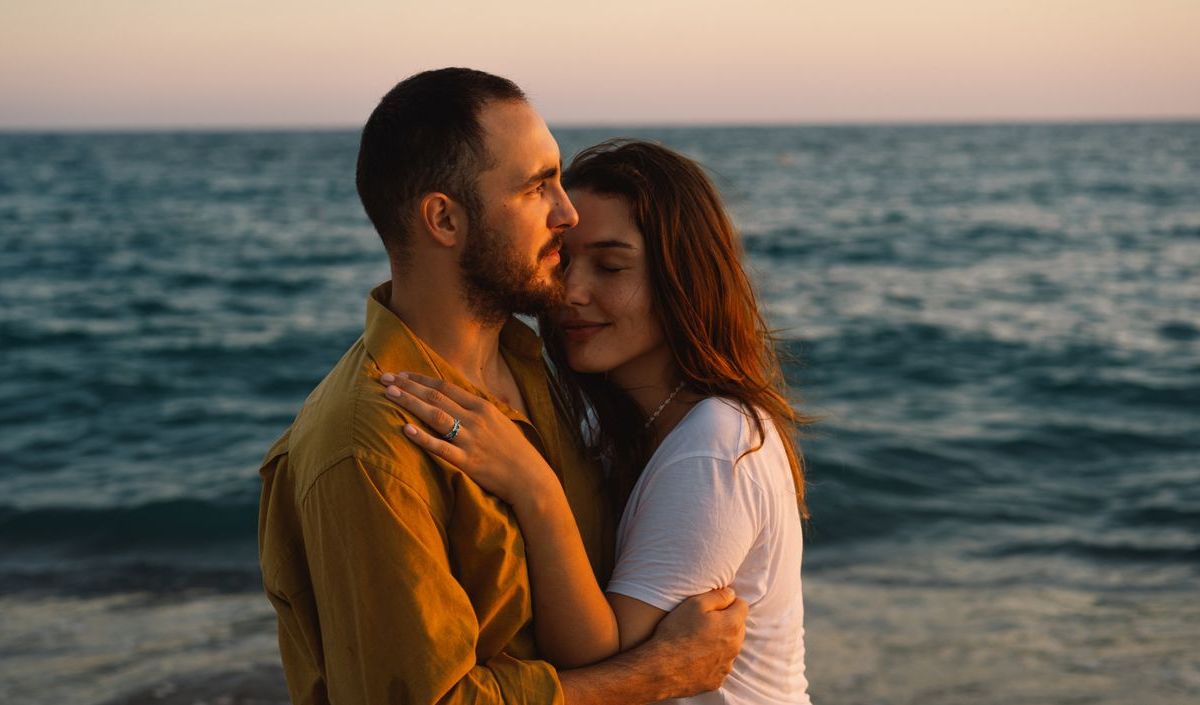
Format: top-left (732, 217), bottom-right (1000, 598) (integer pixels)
top-left (551, 184), bottom-right (579, 231)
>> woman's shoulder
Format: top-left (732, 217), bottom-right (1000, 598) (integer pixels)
top-left (632, 397), bottom-right (788, 515)
top-left (657, 396), bottom-right (775, 466)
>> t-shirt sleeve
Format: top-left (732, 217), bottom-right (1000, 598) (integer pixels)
top-left (605, 454), bottom-right (761, 611)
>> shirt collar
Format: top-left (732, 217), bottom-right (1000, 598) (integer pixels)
top-left (362, 281), bottom-right (546, 417)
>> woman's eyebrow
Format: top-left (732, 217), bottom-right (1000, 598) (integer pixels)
top-left (584, 240), bottom-right (637, 250)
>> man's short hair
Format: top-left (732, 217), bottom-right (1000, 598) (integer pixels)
top-left (355, 68), bottom-right (526, 262)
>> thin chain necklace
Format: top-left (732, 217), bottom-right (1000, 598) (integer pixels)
top-left (644, 381), bottom-right (686, 430)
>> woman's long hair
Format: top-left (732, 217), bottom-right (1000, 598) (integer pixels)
top-left (543, 139), bottom-right (815, 518)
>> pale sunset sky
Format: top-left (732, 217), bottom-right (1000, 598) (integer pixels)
top-left (1, 0), bottom-right (1198, 129)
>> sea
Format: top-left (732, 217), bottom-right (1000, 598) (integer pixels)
top-left (1, 123), bottom-right (1198, 705)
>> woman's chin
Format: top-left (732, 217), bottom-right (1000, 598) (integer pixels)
top-left (565, 352), bottom-right (613, 376)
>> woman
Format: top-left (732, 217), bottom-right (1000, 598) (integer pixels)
top-left (382, 140), bottom-right (814, 704)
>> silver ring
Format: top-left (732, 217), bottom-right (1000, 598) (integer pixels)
top-left (441, 418), bottom-right (461, 442)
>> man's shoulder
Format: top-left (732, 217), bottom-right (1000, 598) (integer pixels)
top-left (261, 337), bottom-right (448, 507)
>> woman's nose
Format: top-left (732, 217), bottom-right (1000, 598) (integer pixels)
top-left (563, 267), bottom-right (589, 306)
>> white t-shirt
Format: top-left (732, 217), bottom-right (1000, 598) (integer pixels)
top-left (606, 397), bottom-right (811, 705)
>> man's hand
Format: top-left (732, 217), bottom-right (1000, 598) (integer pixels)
top-left (559, 587), bottom-right (748, 705)
top-left (649, 587), bottom-right (749, 697)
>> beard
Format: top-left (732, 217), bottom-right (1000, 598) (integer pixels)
top-left (459, 205), bottom-right (564, 326)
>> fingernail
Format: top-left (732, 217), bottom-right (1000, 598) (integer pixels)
top-left (386, 385), bottom-right (402, 396)
top-left (380, 373), bottom-right (395, 384)
top-left (404, 424), bottom-right (418, 436)
top-left (396, 372), bottom-right (409, 379)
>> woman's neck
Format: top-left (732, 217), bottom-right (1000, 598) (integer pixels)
top-left (607, 347), bottom-right (702, 448)
top-left (608, 347), bottom-right (677, 419)
top-left (650, 377), bottom-right (715, 444)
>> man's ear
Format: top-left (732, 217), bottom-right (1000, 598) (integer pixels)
top-left (417, 192), bottom-right (467, 248)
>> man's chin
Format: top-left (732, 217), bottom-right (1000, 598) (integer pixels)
top-left (460, 245), bottom-right (563, 321)
top-left (511, 281), bottom-right (565, 317)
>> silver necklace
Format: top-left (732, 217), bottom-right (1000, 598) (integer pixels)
top-left (644, 381), bottom-right (686, 430)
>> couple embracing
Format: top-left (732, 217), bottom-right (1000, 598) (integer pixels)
top-left (259, 67), bottom-right (814, 704)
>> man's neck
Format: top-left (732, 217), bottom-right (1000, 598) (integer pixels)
top-left (386, 276), bottom-right (509, 397)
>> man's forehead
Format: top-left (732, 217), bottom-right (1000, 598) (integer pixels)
top-left (478, 100), bottom-right (560, 179)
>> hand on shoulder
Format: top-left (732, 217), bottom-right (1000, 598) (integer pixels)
top-left (377, 372), bottom-right (559, 504)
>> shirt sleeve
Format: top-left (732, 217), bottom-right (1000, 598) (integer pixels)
top-left (301, 456), bottom-right (563, 705)
top-left (605, 454), bottom-right (762, 611)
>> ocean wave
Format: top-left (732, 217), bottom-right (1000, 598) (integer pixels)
top-left (3, 125), bottom-right (1198, 586)
top-left (0, 558), bottom-right (261, 597)
top-left (976, 535), bottom-right (1200, 564)
top-left (0, 498), bottom-right (258, 551)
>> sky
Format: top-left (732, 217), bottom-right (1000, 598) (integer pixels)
top-left (1, 0), bottom-right (1198, 129)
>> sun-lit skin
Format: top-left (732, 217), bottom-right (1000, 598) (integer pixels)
top-left (474, 100), bottom-right (576, 284)
top-left (556, 190), bottom-right (678, 414)
top-left (383, 99), bottom-right (576, 415)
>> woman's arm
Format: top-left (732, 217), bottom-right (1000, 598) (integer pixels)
top-left (601, 453), bottom-right (760, 651)
top-left (606, 593), bottom-right (668, 651)
top-left (379, 372), bottom-right (621, 667)
top-left (511, 474), bottom-right (678, 660)
top-left (508, 473), bottom-right (621, 666)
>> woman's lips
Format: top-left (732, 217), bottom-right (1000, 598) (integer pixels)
top-left (561, 322), bottom-right (609, 343)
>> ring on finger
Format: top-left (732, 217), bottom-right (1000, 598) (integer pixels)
top-left (441, 418), bottom-right (462, 442)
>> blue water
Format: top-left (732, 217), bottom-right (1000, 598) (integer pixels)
top-left (2, 124), bottom-right (1198, 704)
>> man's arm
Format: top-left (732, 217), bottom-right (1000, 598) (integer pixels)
top-left (302, 457), bottom-right (563, 705)
top-left (559, 587), bottom-right (749, 705)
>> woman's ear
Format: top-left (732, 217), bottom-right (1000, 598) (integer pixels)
top-left (417, 192), bottom-right (467, 248)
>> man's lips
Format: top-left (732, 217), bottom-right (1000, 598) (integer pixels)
top-left (539, 235), bottom-right (563, 260)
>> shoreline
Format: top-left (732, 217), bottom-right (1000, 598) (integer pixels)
top-left (4, 572), bottom-right (1197, 705)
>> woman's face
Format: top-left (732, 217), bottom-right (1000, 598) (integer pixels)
top-left (555, 189), bottom-right (668, 382)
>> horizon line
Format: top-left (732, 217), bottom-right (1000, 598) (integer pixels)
top-left (1, 114), bottom-right (1198, 134)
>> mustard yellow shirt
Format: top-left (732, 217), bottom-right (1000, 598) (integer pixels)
top-left (259, 283), bottom-right (613, 705)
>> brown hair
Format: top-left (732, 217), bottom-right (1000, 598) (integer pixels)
top-left (545, 139), bottom-right (815, 518)
top-left (356, 68), bottom-right (525, 264)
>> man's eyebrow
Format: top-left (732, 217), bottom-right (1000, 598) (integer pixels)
top-left (584, 239), bottom-right (637, 250)
top-left (519, 164), bottom-right (559, 189)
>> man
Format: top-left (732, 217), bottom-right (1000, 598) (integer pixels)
top-left (258, 68), bottom-right (746, 704)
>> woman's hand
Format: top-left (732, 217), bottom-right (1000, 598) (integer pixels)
top-left (378, 372), bottom-right (558, 505)
top-left (382, 371), bottom-right (624, 668)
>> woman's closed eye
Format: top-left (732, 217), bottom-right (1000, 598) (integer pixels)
top-left (557, 250), bottom-right (630, 275)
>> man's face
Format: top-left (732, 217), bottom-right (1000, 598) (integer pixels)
top-left (459, 100), bottom-right (578, 323)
